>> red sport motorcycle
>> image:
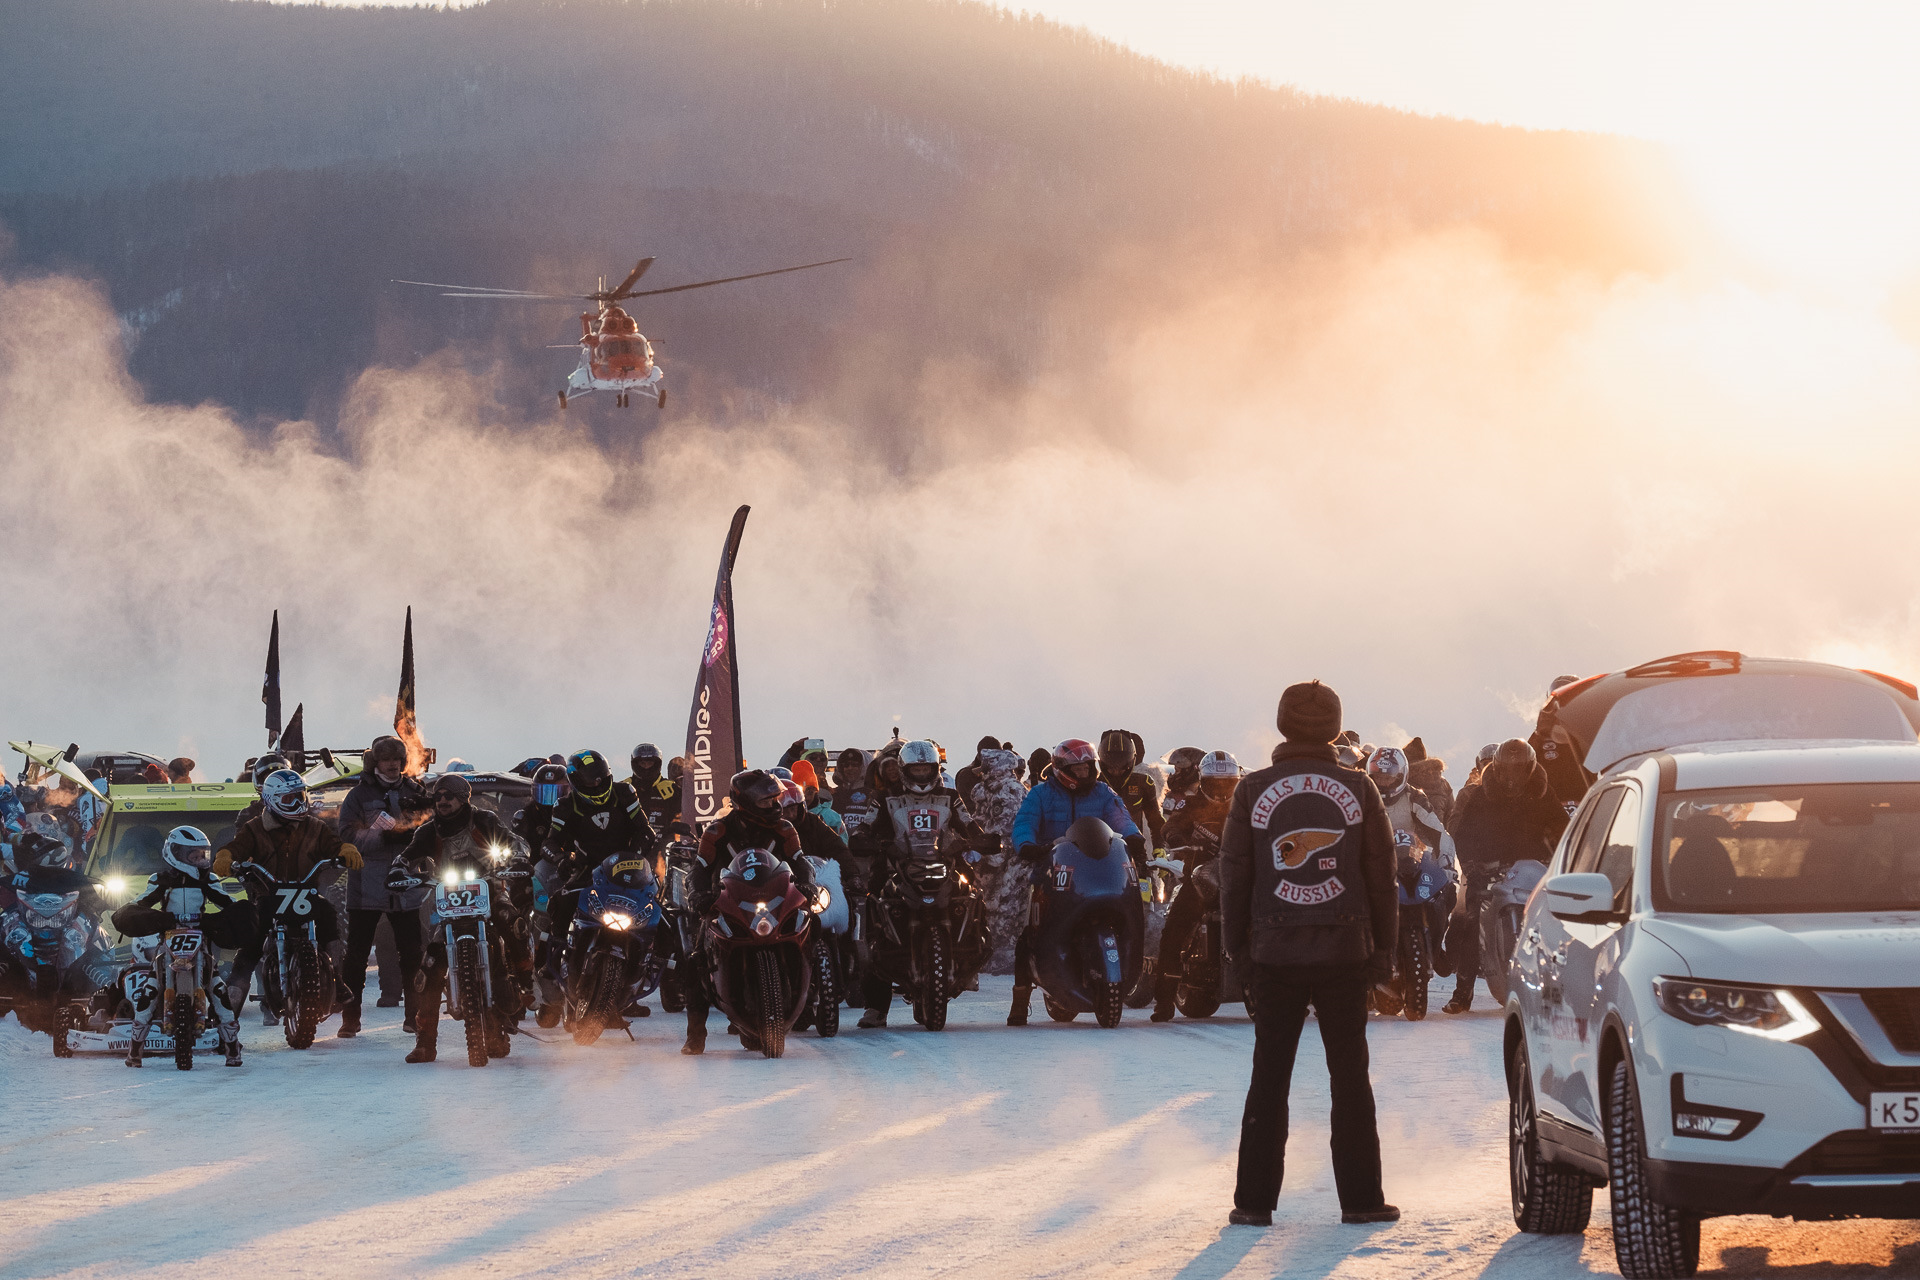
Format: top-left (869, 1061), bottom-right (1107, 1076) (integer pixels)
top-left (702, 844), bottom-right (816, 1058)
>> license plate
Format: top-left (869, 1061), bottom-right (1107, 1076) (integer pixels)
top-left (1869, 1092), bottom-right (1920, 1131)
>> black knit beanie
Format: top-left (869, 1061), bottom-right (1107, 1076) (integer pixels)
top-left (1278, 680), bottom-right (1342, 744)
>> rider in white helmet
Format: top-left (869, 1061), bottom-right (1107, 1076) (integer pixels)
top-left (110, 826), bottom-right (256, 1066)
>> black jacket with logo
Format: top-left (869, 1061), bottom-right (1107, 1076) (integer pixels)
top-left (544, 781), bottom-right (656, 872)
top-left (1101, 768), bottom-right (1165, 847)
top-left (1220, 742), bottom-right (1397, 969)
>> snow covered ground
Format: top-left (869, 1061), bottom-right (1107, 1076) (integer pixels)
top-left (3, 975), bottom-right (1917, 1279)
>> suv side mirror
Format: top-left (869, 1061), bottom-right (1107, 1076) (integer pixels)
top-left (1543, 871), bottom-right (1623, 924)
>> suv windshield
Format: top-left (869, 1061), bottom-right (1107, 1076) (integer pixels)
top-left (90, 811), bottom-right (242, 879)
top-left (1657, 783), bottom-right (1920, 914)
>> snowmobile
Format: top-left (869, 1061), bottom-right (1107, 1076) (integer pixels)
top-left (798, 853), bottom-right (846, 1037)
top-left (656, 827), bottom-right (703, 1016)
top-left (1368, 830), bottom-right (1457, 1021)
top-left (701, 843), bottom-right (815, 1058)
top-left (864, 824), bottom-right (991, 1033)
top-left (0, 870), bottom-right (116, 1055)
top-left (235, 856), bottom-right (345, 1049)
top-left (563, 852), bottom-right (662, 1045)
top-left (1472, 858), bottom-right (1547, 1004)
top-left (1029, 817), bottom-right (1145, 1028)
top-left (428, 861), bottom-right (527, 1067)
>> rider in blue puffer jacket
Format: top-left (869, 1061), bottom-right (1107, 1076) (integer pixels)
top-left (1006, 739), bottom-right (1143, 1025)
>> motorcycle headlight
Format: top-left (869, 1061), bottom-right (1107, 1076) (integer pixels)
top-left (464, 868), bottom-right (478, 882)
top-left (489, 845), bottom-right (511, 864)
top-left (104, 876), bottom-right (127, 899)
top-left (1654, 979), bottom-right (1818, 1041)
top-left (443, 870), bottom-right (459, 886)
top-left (811, 887), bottom-right (831, 913)
top-left (601, 911), bottom-right (633, 931)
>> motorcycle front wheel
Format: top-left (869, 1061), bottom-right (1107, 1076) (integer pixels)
top-left (285, 939), bottom-right (321, 1049)
top-left (455, 937), bottom-right (489, 1067)
top-left (919, 927), bottom-right (950, 1032)
top-left (754, 950), bottom-right (787, 1059)
top-left (173, 991), bottom-right (195, 1071)
top-left (811, 940), bottom-right (840, 1038)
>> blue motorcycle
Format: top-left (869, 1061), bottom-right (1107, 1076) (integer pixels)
top-left (564, 853), bottom-right (663, 1045)
top-left (1379, 830), bottom-right (1457, 1021)
top-left (1030, 818), bottom-right (1144, 1028)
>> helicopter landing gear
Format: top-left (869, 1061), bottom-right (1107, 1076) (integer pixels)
top-left (656, 387), bottom-right (666, 409)
top-left (558, 391), bottom-right (567, 410)
top-left (616, 392), bottom-right (630, 408)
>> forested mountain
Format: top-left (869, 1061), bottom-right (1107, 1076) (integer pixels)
top-left (0, 0), bottom-right (1695, 426)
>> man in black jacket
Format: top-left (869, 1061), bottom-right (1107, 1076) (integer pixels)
top-left (1219, 681), bottom-right (1399, 1228)
top-left (336, 735), bottom-right (431, 1031)
top-left (542, 749), bottom-right (655, 982)
top-left (1444, 738), bottom-right (1569, 1013)
top-left (1098, 729), bottom-right (1165, 863)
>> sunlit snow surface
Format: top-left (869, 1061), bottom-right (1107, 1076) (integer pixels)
top-left (3, 977), bottom-right (1917, 1278)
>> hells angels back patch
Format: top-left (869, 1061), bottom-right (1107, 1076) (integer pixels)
top-left (1252, 772), bottom-right (1363, 904)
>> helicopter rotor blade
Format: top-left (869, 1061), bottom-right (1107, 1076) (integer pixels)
top-left (602, 257), bottom-right (657, 300)
top-left (622, 257), bottom-right (851, 299)
top-left (392, 278), bottom-right (583, 300)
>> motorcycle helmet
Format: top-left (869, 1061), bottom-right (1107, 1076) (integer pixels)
top-left (777, 778), bottom-right (806, 819)
top-left (1199, 750), bottom-right (1242, 802)
top-left (1487, 739), bottom-right (1537, 796)
top-left (630, 742), bottom-right (663, 784)
top-left (1166, 746), bottom-right (1206, 791)
top-left (1366, 747), bottom-right (1409, 802)
top-left (899, 740), bottom-right (941, 794)
top-left (161, 826), bottom-right (215, 878)
top-left (1097, 730), bottom-right (1138, 780)
top-left (728, 769), bottom-right (783, 826)
top-left (1051, 739), bottom-right (1098, 795)
top-left (250, 751), bottom-right (291, 785)
top-left (768, 766), bottom-right (794, 783)
top-left (260, 768), bottom-right (311, 820)
top-left (14, 830), bottom-right (73, 872)
top-left (567, 749), bottom-right (614, 802)
top-left (533, 762), bottom-right (569, 809)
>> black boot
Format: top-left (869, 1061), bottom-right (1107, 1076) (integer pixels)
top-left (856, 1007), bottom-right (888, 1029)
top-left (125, 1038), bottom-right (145, 1068)
top-left (1008, 984), bottom-right (1032, 1026)
top-left (1442, 988), bottom-right (1473, 1015)
top-left (223, 1035), bottom-right (243, 1067)
top-left (1150, 975), bottom-right (1179, 1023)
top-left (338, 1001), bottom-right (362, 1038)
top-left (406, 1016), bottom-right (437, 1063)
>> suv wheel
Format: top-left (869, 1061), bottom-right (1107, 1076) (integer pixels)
top-left (1607, 1058), bottom-right (1700, 1278)
top-left (1509, 1044), bottom-right (1593, 1232)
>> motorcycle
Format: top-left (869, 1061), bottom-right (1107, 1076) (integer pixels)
top-left (0, 878), bottom-right (114, 1056)
top-left (1160, 852), bottom-right (1257, 1020)
top-left (527, 848), bottom-right (567, 1027)
top-left (564, 852), bottom-right (663, 1045)
top-left (799, 854), bottom-right (847, 1037)
top-left (1370, 832), bottom-right (1458, 1021)
top-left (657, 827), bottom-right (702, 1015)
top-left (431, 862), bottom-right (526, 1067)
top-left (865, 826), bottom-right (991, 1033)
top-left (1030, 817), bottom-right (1145, 1029)
top-left (1125, 853), bottom-right (1185, 1008)
top-left (703, 843), bottom-right (814, 1058)
top-left (146, 881), bottom-right (223, 1071)
top-left (237, 857), bottom-right (343, 1048)
top-left (1473, 859), bottom-right (1547, 1004)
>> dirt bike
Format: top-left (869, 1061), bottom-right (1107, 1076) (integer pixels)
top-left (431, 866), bottom-right (524, 1067)
top-left (702, 844), bottom-right (815, 1059)
top-left (147, 883), bottom-right (222, 1071)
top-left (563, 852), bottom-right (662, 1045)
top-left (1126, 852), bottom-right (1186, 1008)
top-left (237, 857), bottom-right (343, 1049)
top-left (1030, 818), bottom-right (1145, 1029)
top-left (657, 829), bottom-right (702, 1015)
top-left (865, 826), bottom-right (991, 1033)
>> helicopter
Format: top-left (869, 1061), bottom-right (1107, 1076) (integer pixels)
top-left (395, 254), bottom-right (849, 409)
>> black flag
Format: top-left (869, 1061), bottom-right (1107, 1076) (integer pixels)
top-left (683, 505), bottom-right (750, 829)
top-left (395, 606), bottom-right (420, 770)
top-left (263, 610), bottom-right (283, 748)
top-left (281, 703), bottom-right (306, 763)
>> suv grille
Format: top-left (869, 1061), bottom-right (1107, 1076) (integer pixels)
top-left (1862, 990), bottom-right (1920, 1053)
top-left (1799, 1131), bottom-right (1920, 1176)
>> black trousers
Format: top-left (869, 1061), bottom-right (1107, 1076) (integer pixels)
top-left (1448, 874), bottom-right (1496, 998)
top-left (1234, 963), bottom-right (1385, 1215)
top-left (345, 907), bottom-right (423, 1014)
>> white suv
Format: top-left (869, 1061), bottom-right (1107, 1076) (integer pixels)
top-left (1504, 653), bottom-right (1920, 1279)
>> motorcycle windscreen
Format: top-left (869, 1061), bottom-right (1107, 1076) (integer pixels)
top-left (1051, 840), bottom-right (1133, 902)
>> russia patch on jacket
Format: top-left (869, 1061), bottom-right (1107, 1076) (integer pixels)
top-left (1248, 769), bottom-right (1368, 921)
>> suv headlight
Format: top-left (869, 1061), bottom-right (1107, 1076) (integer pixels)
top-left (1654, 978), bottom-right (1818, 1041)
